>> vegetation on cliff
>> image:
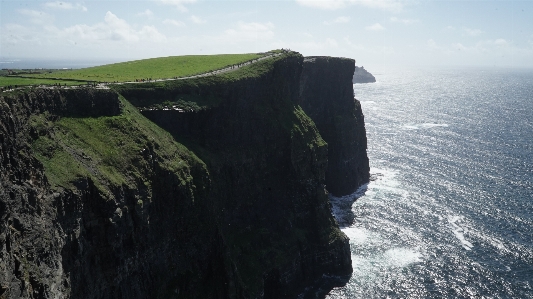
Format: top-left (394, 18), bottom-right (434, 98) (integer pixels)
top-left (30, 94), bottom-right (206, 198)
top-left (8, 53), bottom-right (264, 84)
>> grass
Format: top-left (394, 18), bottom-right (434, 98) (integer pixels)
top-left (19, 53), bottom-right (264, 83)
top-left (111, 50), bottom-right (299, 111)
top-left (0, 76), bottom-right (86, 87)
top-left (30, 95), bottom-right (206, 197)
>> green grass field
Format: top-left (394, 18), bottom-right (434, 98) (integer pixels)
top-left (18, 53), bottom-right (264, 83)
top-left (0, 76), bottom-right (87, 87)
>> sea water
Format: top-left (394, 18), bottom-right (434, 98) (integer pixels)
top-left (326, 68), bottom-right (533, 298)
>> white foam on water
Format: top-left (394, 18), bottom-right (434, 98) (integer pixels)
top-left (448, 215), bottom-right (474, 250)
top-left (329, 184), bottom-right (368, 225)
top-left (370, 170), bottom-right (409, 198)
top-left (402, 124), bottom-right (420, 130)
top-left (420, 123), bottom-right (449, 128)
top-left (342, 226), bottom-right (368, 245)
top-left (382, 247), bottom-right (423, 268)
top-left (402, 123), bottom-right (449, 130)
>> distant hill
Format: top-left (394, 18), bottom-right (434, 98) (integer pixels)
top-left (353, 66), bottom-right (376, 83)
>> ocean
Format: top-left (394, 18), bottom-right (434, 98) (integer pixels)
top-left (327, 68), bottom-right (533, 298)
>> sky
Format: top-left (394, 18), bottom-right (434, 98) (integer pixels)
top-left (1, 0), bottom-right (533, 69)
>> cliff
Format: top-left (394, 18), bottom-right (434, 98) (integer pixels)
top-left (300, 57), bottom-right (370, 196)
top-left (352, 66), bottom-right (376, 84)
top-left (0, 51), bottom-right (365, 298)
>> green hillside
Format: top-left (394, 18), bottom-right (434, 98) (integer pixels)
top-left (17, 53), bottom-right (264, 83)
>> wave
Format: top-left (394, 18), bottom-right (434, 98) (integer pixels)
top-left (402, 123), bottom-right (449, 130)
top-left (448, 215), bottom-right (474, 250)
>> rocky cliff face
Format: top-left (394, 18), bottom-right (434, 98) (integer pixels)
top-left (0, 88), bottom-right (219, 299)
top-left (0, 51), bottom-right (365, 299)
top-left (300, 57), bottom-right (370, 197)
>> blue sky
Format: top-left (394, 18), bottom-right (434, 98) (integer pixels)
top-left (1, 0), bottom-right (532, 69)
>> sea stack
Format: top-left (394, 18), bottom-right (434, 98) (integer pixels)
top-left (352, 66), bottom-right (376, 83)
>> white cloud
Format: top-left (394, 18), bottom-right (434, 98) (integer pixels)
top-left (158, 0), bottom-right (197, 12)
top-left (163, 19), bottom-right (186, 27)
top-left (138, 9), bottom-right (154, 18)
top-left (304, 32), bottom-right (313, 38)
top-left (463, 27), bottom-right (484, 37)
top-left (390, 17), bottom-right (418, 24)
top-left (323, 16), bottom-right (350, 25)
top-left (139, 26), bottom-right (166, 42)
top-left (219, 21), bottom-right (275, 43)
top-left (365, 23), bottom-right (385, 31)
top-left (296, 0), bottom-right (348, 10)
top-left (18, 9), bottom-right (54, 25)
top-left (344, 36), bottom-right (365, 50)
top-left (326, 38), bottom-right (338, 47)
top-left (190, 15), bottom-right (206, 24)
top-left (44, 1), bottom-right (87, 11)
top-left (494, 38), bottom-right (508, 46)
top-left (60, 11), bottom-right (166, 43)
top-left (295, 0), bottom-right (404, 12)
top-left (453, 42), bottom-right (467, 51)
top-left (334, 16), bottom-right (350, 23)
top-left (1, 23), bottom-right (41, 44)
top-left (427, 39), bottom-right (438, 50)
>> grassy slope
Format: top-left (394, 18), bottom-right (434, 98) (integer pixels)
top-left (19, 53), bottom-right (263, 83)
top-left (31, 95), bottom-right (205, 197)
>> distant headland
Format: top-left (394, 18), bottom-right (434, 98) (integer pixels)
top-left (352, 66), bottom-right (376, 83)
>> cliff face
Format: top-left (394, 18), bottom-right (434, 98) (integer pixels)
top-left (0, 51), bottom-right (363, 299)
top-left (124, 52), bottom-right (352, 298)
top-left (0, 89), bottom-right (216, 298)
top-left (300, 57), bottom-right (370, 197)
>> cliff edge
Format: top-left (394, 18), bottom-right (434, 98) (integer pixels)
top-left (300, 57), bottom-right (370, 197)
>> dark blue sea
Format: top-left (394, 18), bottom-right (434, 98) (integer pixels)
top-left (327, 68), bottom-right (533, 298)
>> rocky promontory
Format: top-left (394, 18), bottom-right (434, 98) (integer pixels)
top-left (301, 57), bottom-right (370, 196)
top-left (352, 66), bottom-right (376, 83)
top-left (0, 51), bottom-right (368, 298)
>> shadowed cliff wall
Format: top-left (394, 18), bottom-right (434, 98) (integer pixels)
top-left (299, 57), bottom-right (370, 197)
top-left (128, 52), bottom-right (352, 298)
top-left (0, 89), bottom-right (222, 299)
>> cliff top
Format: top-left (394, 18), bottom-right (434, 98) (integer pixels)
top-left (304, 56), bottom-right (355, 63)
top-left (0, 51), bottom-right (282, 87)
top-left (111, 50), bottom-right (302, 111)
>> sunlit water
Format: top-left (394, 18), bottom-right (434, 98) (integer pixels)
top-left (326, 68), bottom-right (533, 298)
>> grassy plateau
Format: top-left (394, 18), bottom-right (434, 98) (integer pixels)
top-left (13, 53), bottom-right (264, 83)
